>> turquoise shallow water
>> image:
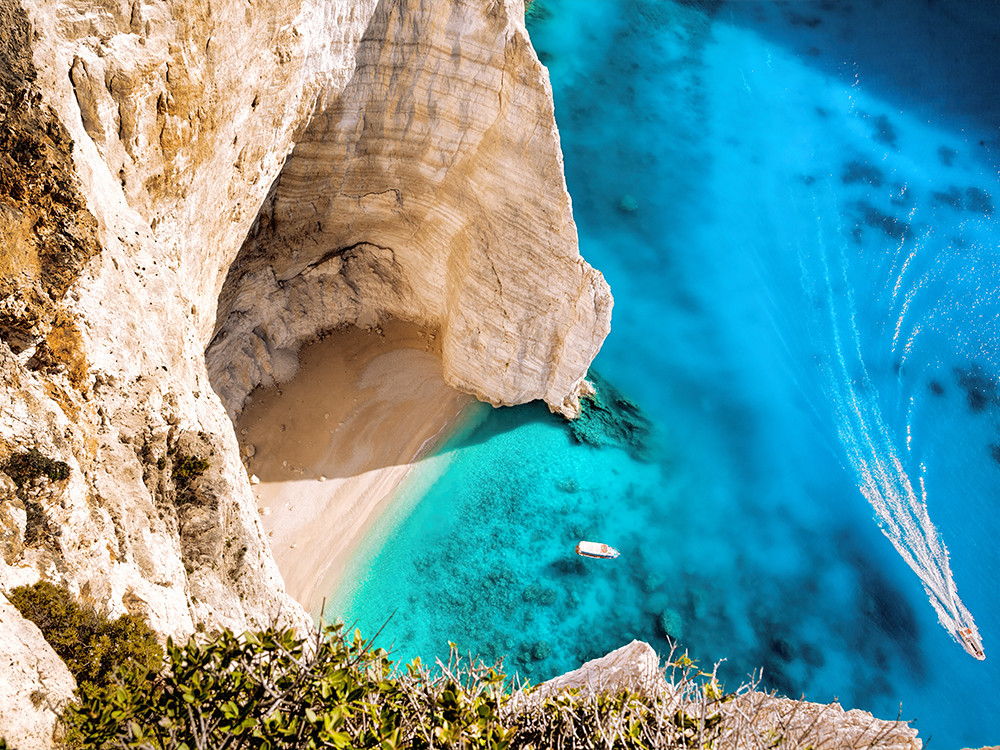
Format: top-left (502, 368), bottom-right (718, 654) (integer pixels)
top-left (330, 1), bottom-right (1000, 745)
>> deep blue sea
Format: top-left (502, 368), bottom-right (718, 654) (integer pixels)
top-left (329, 1), bottom-right (1000, 745)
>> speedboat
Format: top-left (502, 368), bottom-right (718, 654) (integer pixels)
top-left (575, 541), bottom-right (620, 559)
top-left (957, 626), bottom-right (986, 661)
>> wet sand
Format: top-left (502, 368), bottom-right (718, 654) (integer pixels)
top-left (236, 320), bottom-right (474, 615)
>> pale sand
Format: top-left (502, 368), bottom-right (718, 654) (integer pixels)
top-left (236, 321), bottom-right (475, 616)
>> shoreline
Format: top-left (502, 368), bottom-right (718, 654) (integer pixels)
top-left (236, 321), bottom-right (476, 616)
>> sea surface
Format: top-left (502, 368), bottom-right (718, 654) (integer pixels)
top-left (329, 1), bottom-right (1000, 745)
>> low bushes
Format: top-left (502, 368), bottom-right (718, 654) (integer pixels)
top-left (6, 581), bottom-right (163, 709)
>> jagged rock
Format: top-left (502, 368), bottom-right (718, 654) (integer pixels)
top-left (3, 0), bottom-right (608, 632)
top-left (205, 0), bottom-right (611, 420)
top-left (733, 693), bottom-right (922, 750)
top-left (534, 640), bottom-right (665, 700)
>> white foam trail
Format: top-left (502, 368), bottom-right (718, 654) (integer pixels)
top-left (801, 202), bottom-right (984, 659)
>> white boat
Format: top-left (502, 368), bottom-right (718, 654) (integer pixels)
top-left (575, 541), bottom-right (620, 560)
top-left (957, 626), bottom-right (986, 661)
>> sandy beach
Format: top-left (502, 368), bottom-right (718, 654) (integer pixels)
top-left (235, 321), bottom-right (475, 615)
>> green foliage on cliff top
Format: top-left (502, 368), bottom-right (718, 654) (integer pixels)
top-left (66, 624), bottom-right (517, 750)
top-left (0, 607), bottom-right (916, 749)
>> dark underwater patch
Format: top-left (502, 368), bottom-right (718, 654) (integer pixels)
top-left (937, 146), bottom-right (957, 167)
top-left (841, 160), bottom-right (884, 187)
top-left (989, 444), bottom-right (1000, 465)
top-left (954, 366), bottom-right (999, 413)
top-left (783, 10), bottom-right (823, 28)
top-left (965, 186), bottom-right (993, 216)
top-left (566, 372), bottom-right (652, 460)
top-left (854, 201), bottom-right (912, 242)
top-left (932, 186), bottom-right (963, 210)
top-left (871, 114), bottom-right (898, 148)
top-left (928, 380), bottom-right (945, 396)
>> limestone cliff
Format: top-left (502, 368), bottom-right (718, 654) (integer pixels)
top-left (0, 0), bottom-right (610, 742)
top-left (206, 0), bottom-right (612, 419)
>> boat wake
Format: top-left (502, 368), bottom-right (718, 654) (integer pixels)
top-left (793, 195), bottom-right (985, 661)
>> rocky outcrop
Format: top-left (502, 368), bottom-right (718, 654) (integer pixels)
top-left (534, 641), bottom-right (922, 750)
top-left (1, 0), bottom-right (609, 742)
top-left (532, 640), bottom-right (664, 700)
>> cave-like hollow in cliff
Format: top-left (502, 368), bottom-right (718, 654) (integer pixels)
top-left (202, 135), bottom-right (472, 612)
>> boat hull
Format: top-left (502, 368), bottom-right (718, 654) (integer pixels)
top-left (575, 541), bottom-right (620, 559)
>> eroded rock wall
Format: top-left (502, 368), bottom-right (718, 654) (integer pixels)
top-left (0, 593), bottom-right (76, 749)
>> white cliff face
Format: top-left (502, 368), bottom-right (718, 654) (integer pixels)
top-left (6, 0), bottom-right (608, 630)
top-left (206, 0), bottom-right (612, 419)
top-left (1, 0), bottom-right (610, 743)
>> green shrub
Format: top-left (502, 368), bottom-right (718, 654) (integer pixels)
top-left (1, 447), bottom-right (69, 488)
top-left (6, 581), bottom-right (162, 708)
top-left (64, 624), bottom-right (511, 749)
top-left (170, 453), bottom-right (210, 505)
top-left (171, 454), bottom-right (209, 487)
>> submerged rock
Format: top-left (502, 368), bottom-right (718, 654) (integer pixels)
top-left (954, 365), bottom-right (999, 413)
top-left (938, 146), bottom-right (958, 166)
top-left (566, 372), bottom-right (652, 460)
top-left (841, 159), bottom-right (884, 186)
top-left (965, 186), bottom-right (994, 216)
top-left (618, 194), bottom-right (639, 213)
top-left (659, 607), bottom-right (684, 641)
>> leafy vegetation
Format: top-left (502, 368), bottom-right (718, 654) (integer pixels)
top-left (2, 448), bottom-right (69, 489)
top-left (1, 585), bottom-right (915, 748)
top-left (171, 454), bottom-right (210, 486)
top-left (2, 450), bottom-right (71, 548)
top-left (65, 624), bottom-right (513, 749)
top-left (6, 581), bottom-right (163, 712)
top-left (170, 452), bottom-right (210, 505)
top-left (23, 621), bottom-right (911, 749)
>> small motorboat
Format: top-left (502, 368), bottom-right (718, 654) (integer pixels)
top-left (575, 540), bottom-right (620, 560)
top-left (957, 626), bottom-right (986, 661)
